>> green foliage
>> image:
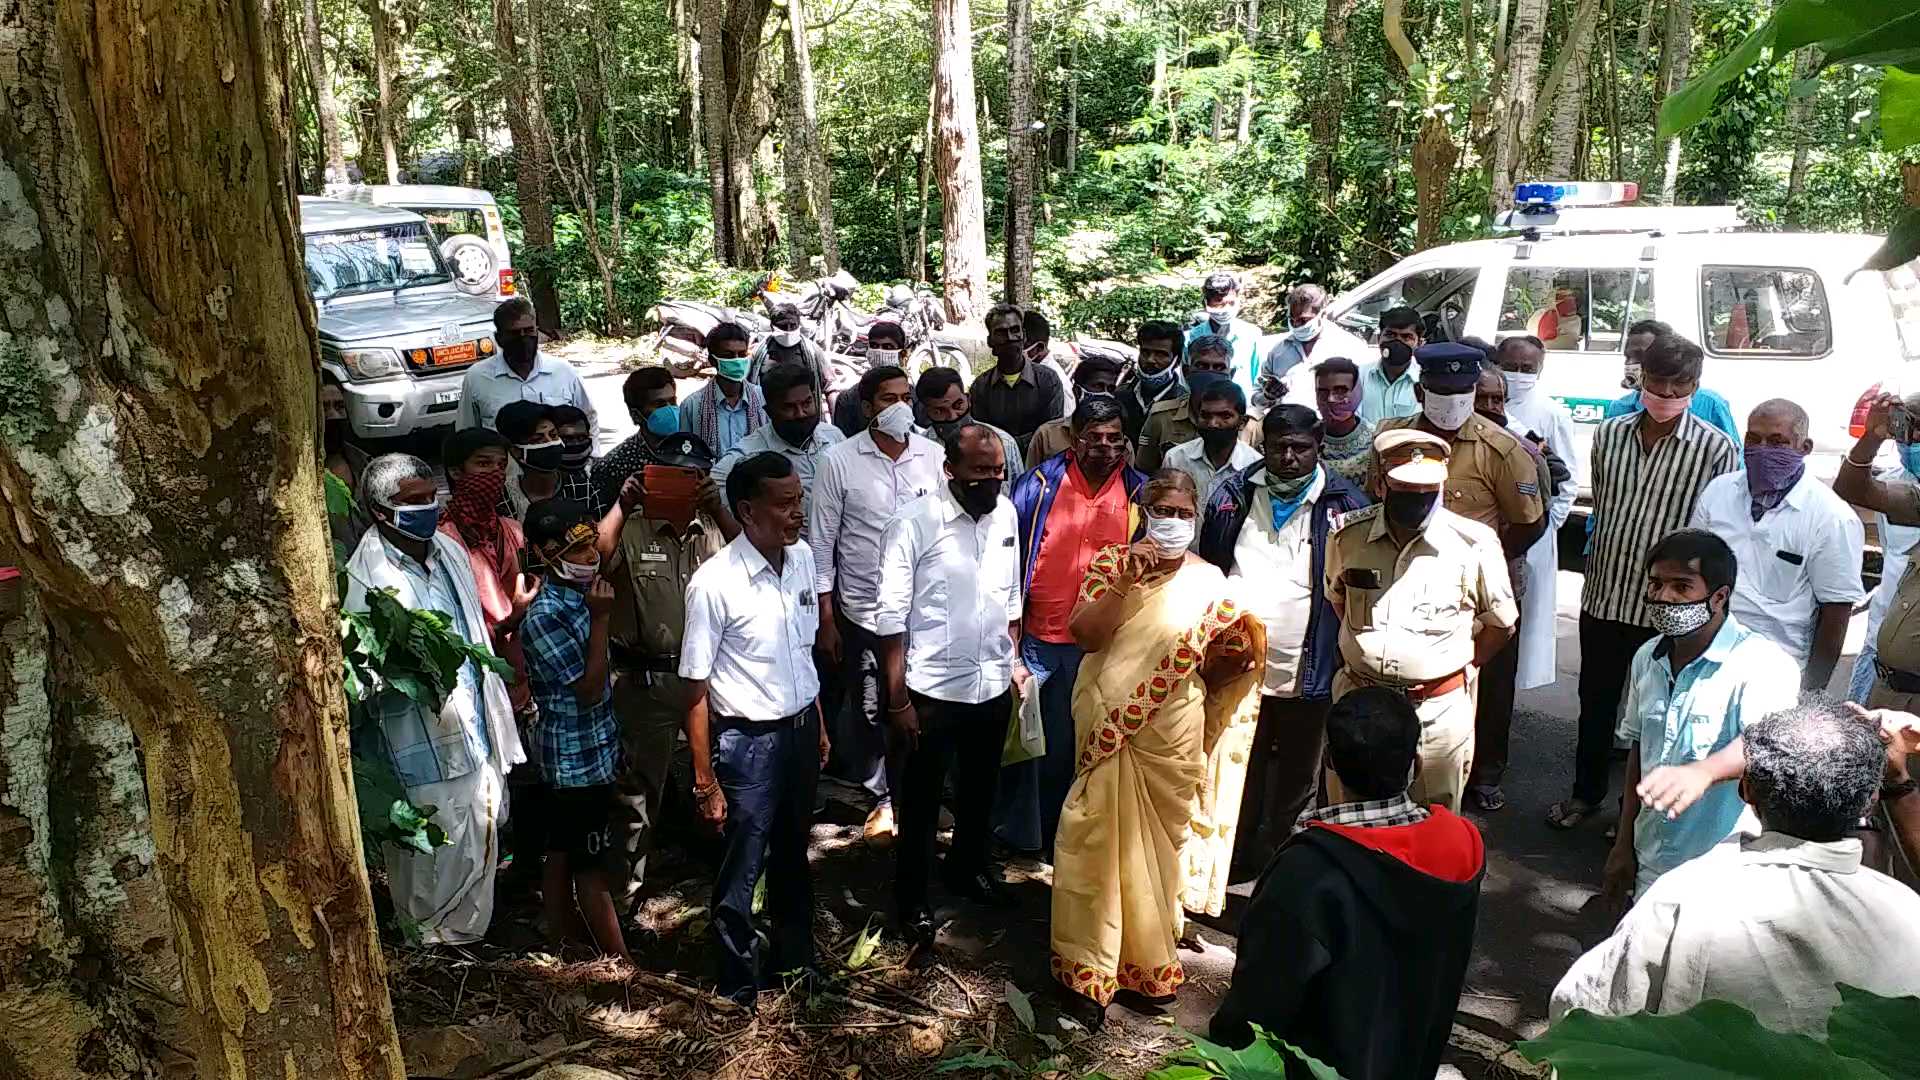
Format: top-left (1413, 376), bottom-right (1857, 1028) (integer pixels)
top-left (339, 586), bottom-right (512, 709)
top-left (0, 338), bottom-right (54, 448)
top-left (352, 752), bottom-right (449, 864)
top-left (1520, 987), bottom-right (1920, 1079)
top-left (1059, 282), bottom-right (1202, 337)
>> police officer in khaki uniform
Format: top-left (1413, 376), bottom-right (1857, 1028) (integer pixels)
top-left (595, 431), bottom-right (727, 907)
top-left (1324, 429), bottom-right (1517, 812)
top-left (1376, 344), bottom-right (1544, 812)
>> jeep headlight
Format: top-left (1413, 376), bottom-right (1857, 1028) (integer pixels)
top-left (338, 347), bottom-right (404, 381)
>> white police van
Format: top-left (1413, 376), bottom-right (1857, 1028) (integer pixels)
top-left (1323, 181), bottom-right (1901, 495)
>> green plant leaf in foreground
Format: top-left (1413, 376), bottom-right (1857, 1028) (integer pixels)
top-left (1656, 0), bottom-right (1884, 139)
top-left (932, 1051), bottom-right (1024, 1075)
top-left (1169, 1025), bottom-right (1345, 1080)
top-left (1003, 980), bottom-right (1037, 1033)
top-left (1819, 9), bottom-right (1920, 70)
top-left (1825, 984), bottom-right (1920, 1078)
top-left (1520, 1001), bottom-right (1888, 1079)
top-left (1857, 206), bottom-right (1920, 274)
top-left (846, 917), bottom-right (882, 970)
top-left (1880, 67), bottom-right (1920, 153)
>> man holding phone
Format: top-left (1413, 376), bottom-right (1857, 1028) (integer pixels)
top-left (1323, 429), bottom-right (1517, 813)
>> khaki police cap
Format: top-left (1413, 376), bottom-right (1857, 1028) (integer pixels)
top-left (1373, 428), bottom-right (1450, 486)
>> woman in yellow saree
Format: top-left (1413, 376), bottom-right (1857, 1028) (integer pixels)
top-left (1049, 470), bottom-right (1266, 1030)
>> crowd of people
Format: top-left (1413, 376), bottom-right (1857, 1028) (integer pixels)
top-left (326, 281), bottom-right (1920, 1079)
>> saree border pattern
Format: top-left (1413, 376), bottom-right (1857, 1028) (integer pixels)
top-left (1073, 595), bottom-right (1252, 775)
top-left (1051, 954), bottom-right (1187, 1006)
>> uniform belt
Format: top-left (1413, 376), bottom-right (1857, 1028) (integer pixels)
top-left (610, 642), bottom-right (679, 673)
top-left (1354, 666), bottom-right (1469, 703)
top-left (716, 708), bottom-right (814, 730)
top-left (1875, 661), bottom-right (1920, 694)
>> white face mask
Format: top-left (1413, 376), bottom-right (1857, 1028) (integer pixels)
top-left (1146, 514), bottom-right (1195, 556)
top-left (873, 400), bottom-right (915, 440)
top-left (868, 348), bottom-right (901, 366)
top-left (773, 329), bottom-right (802, 347)
top-left (1504, 371), bottom-right (1539, 403)
top-left (1421, 390), bottom-right (1476, 431)
top-left (553, 557), bottom-right (598, 586)
top-left (1206, 304), bottom-right (1238, 324)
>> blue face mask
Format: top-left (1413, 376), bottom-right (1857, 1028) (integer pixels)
top-left (385, 501), bottom-right (441, 541)
top-left (645, 404), bottom-right (681, 437)
top-left (1903, 442), bottom-right (1920, 480)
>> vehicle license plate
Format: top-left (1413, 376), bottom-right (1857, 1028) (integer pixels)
top-left (434, 389), bottom-right (461, 405)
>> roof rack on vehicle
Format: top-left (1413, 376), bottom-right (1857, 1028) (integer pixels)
top-left (1491, 181), bottom-right (1744, 238)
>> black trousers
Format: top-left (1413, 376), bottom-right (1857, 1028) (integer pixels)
top-left (710, 713), bottom-right (819, 1003)
top-left (820, 613), bottom-right (899, 804)
top-left (1574, 612), bottom-right (1657, 805)
top-left (1231, 696), bottom-right (1330, 878)
top-left (1469, 611), bottom-right (1522, 789)
top-left (895, 690), bottom-right (1009, 914)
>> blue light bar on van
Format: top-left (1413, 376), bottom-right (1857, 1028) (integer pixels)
top-left (1514, 181), bottom-right (1640, 207)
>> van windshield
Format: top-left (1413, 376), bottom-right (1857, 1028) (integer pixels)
top-left (304, 221), bottom-right (452, 300)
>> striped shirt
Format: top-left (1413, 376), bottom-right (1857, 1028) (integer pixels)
top-left (1581, 412), bottom-right (1739, 625)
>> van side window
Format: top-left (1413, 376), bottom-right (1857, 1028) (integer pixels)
top-left (410, 207), bottom-right (487, 241)
top-left (1700, 267), bottom-right (1831, 358)
top-left (1334, 268), bottom-right (1480, 344)
top-left (1496, 267), bottom-right (1644, 352)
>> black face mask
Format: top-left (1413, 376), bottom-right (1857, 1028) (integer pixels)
top-left (521, 442), bottom-right (566, 473)
top-left (501, 335), bottom-right (538, 368)
top-left (323, 417), bottom-right (349, 455)
top-left (1380, 339), bottom-right (1414, 372)
top-left (560, 439), bottom-right (593, 468)
top-left (932, 414), bottom-right (973, 443)
top-left (772, 414), bottom-right (821, 447)
top-left (953, 476), bottom-right (1003, 516)
top-left (1198, 425), bottom-right (1239, 452)
top-left (1384, 488), bottom-right (1439, 529)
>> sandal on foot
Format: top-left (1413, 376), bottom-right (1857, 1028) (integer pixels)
top-left (1469, 785), bottom-right (1508, 812)
top-left (1546, 799), bottom-right (1599, 830)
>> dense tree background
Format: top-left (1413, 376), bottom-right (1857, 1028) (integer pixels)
top-left (289, 0), bottom-right (1916, 331)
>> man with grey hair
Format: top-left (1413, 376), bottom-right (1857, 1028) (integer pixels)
top-left (1692, 397), bottom-right (1863, 691)
top-left (1553, 702), bottom-right (1920, 1036)
top-left (345, 453), bottom-right (526, 944)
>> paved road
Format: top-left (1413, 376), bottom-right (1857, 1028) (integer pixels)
top-left (571, 350), bottom-right (1880, 1063)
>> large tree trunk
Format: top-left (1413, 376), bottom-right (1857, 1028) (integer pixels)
top-left (1541, 0), bottom-right (1604, 177)
top-left (1305, 0), bottom-right (1359, 199)
top-left (369, 0), bottom-right (402, 181)
top-left (1655, 0), bottom-right (1691, 203)
top-left (779, 66), bottom-right (816, 274)
top-left (0, 1), bottom-right (406, 1078)
top-left (698, 0), bottom-right (776, 266)
top-left (1784, 46), bottom-right (1822, 209)
top-left (496, 0), bottom-right (563, 333)
top-left (1488, 0), bottom-right (1547, 213)
top-left (786, 0), bottom-right (841, 274)
top-left (1005, 0), bottom-right (1036, 306)
top-left (932, 0), bottom-right (989, 321)
top-left (302, 0), bottom-right (350, 184)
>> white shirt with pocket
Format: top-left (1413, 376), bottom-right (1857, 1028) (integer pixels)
top-left (873, 488), bottom-right (1023, 704)
top-left (680, 536), bottom-right (822, 720)
top-left (809, 431), bottom-right (947, 632)
top-left (1689, 470), bottom-right (1865, 664)
top-left (1230, 468), bottom-right (1322, 697)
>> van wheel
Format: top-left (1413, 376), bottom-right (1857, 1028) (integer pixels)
top-left (443, 234), bottom-right (498, 295)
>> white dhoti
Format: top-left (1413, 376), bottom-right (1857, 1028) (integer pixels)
top-left (1506, 400), bottom-right (1582, 690)
top-left (388, 762), bottom-right (507, 945)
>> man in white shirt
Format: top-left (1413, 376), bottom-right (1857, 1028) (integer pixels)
top-left (711, 361), bottom-right (845, 538)
top-left (681, 451), bottom-right (828, 1006)
top-left (1491, 336), bottom-right (1582, 693)
top-left (1553, 701), bottom-right (1920, 1036)
top-left (457, 298), bottom-right (597, 435)
top-left (1691, 398), bottom-right (1864, 692)
top-left (810, 365), bottom-right (948, 844)
top-left (1196, 406), bottom-right (1372, 873)
top-left (875, 425), bottom-right (1030, 945)
top-left (1164, 379), bottom-right (1261, 515)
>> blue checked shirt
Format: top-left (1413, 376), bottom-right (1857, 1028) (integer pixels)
top-left (521, 582), bottom-right (620, 788)
top-left (356, 538), bottom-right (490, 789)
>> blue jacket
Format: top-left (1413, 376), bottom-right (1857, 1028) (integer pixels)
top-left (1012, 452), bottom-right (1148, 594)
top-left (1197, 465), bottom-right (1371, 700)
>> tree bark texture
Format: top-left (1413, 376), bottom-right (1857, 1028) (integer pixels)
top-left (1305, 0), bottom-right (1358, 200)
top-left (302, 0), bottom-right (350, 184)
top-left (779, 63), bottom-right (816, 275)
top-left (1488, 0), bottom-right (1547, 212)
top-left (1236, 0), bottom-right (1257, 144)
top-left (495, 0), bottom-right (562, 333)
top-left (785, 0), bottom-right (840, 274)
top-left (698, 0), bottom-right (775, 266)
top-left (1656, 0), bottom-right (1691, 204)
top-left (1005, 0), bottom-right (1036, 306)
top-left (1532, 0), bottom-right (1603, 175)
top-left (916, 85), bottom-right (934, 282)
top-left (0, 2), bottom-right (406, 1077)
top-left (1064, 35), bottom-right (1080, 172)
top-left (932, 0), bottom-right (989, 321)
top-left (1784, 46), bottom-right (1822, 205)
top-left (368, 0), bottom-right (402, 181)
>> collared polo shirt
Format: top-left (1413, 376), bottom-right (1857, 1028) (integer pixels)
top-left (681, 537), bottom-right (822, 720)
top-left (1356, 362), bottom-right (1418, 427)
top-left (1689, 471), bottom-right (1865, 664)
top-left (1616, 616), bottom-right (1799, 893)
top-left (873, 488), bottom-right (1023, 704)
top-left (1165, 436), bottom-right (1261, 507)
top-left (1324, 505), bottom-right (1517, 684)
top-left (456, 352), bottom-right (597, 435)
top-left (968, 360), bottom-right (1066, 444)
top-left (711, 421), bottom-right (847, 536)
top-left (1025, 457), bottom-right (1134, 644)
top-left (1582, 411), bottom-right (1740, 626)
top-left (809, 430), bottom-right (947, 631)
top-left (521, 583), bottom-right (621, 788)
